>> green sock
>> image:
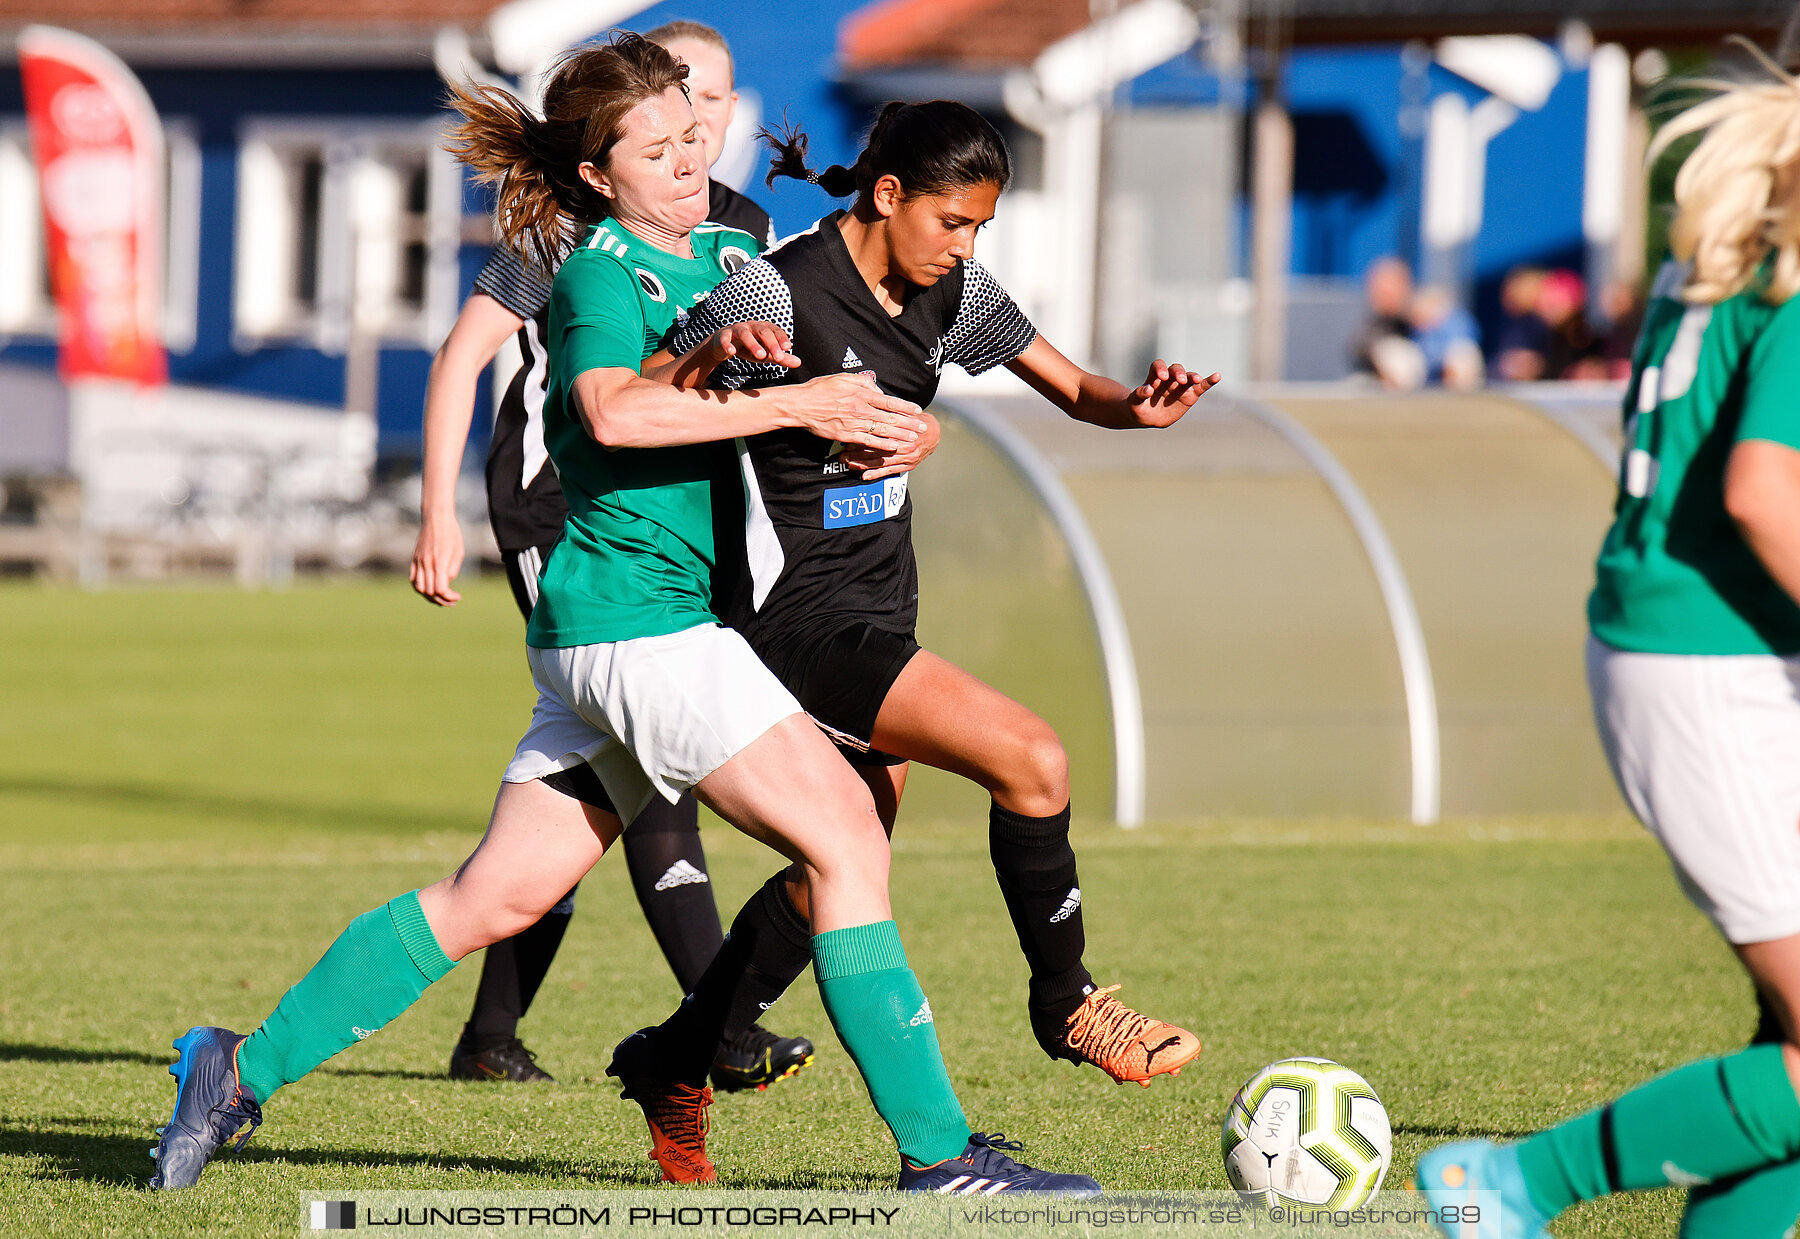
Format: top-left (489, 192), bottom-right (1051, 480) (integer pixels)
top-left (812, 920), bottom-right (971, 1166)
top-left (1517, 1046), bottom-right (1800, 1218)
top-left (1680, 1158), bottom-right (1800, 1239)
top-left (236, 891), bottom-right (456, 1103)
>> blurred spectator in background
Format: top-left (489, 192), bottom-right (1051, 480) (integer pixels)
top-left (1493, 266), bottom-right (1551, 381)
top-left (1538, 268), bottom-right (1602, 379)
top-left (1410, 286), bottom-right (1484, 391)
top-left (1594, 280), bottom-right (1646, 381)
top-left (1351, 256), bottom-right (1424, 389)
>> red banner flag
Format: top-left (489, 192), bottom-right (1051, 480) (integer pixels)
top-left (18, 25), bottom-right (167, 386)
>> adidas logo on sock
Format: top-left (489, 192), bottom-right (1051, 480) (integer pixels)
top-left (909, 999), bottom-right (934, 1026)
top-left (350, 1026), bottom-right (377, 1040)
top-left (1050, 887), bottom-right (1082, 923)
top-left (655, 860), bottom-right (710, 891)
top-left (841, 345), bottom-right (863, 368)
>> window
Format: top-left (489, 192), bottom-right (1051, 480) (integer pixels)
top-left (233, 119), bottom-right (461, 351)
top-left (0, 117), bottom-right (201, 351)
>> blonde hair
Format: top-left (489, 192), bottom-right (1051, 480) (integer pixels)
top-left (445, 32), bottom-right (688, 272)
top-left (644, 20), bottom-right (734, 87)
top-left (1649, 40), bottom-right (1800, 304)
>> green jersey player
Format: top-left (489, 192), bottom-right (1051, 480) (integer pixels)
top-left (1419, 50), bottom-right (1800, 1239)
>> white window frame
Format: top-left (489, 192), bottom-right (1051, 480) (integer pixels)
top-left (233, 118), bottom-right (461, 353)
top-left (0, 116), bottom-right (201, 352)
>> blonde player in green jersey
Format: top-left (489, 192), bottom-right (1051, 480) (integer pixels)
top-left (1418, 47), bottom-right (1800, 1239)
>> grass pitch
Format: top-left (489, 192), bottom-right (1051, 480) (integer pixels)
top-left (0, 580), bottom-right (1758, 1237)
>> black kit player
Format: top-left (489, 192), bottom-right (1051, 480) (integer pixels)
top-left (408, 21), bottom-right (809, 1091)
top-left (610, 101), bottom-right (1219, 1133)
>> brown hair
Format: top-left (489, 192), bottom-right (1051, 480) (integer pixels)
top-left (445, 31), bottom-right (688, 272)
top-left (643, 20), bottom-right (734, 87)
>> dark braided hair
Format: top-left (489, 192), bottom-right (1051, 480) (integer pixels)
top-left (762, 100), bottom-right (1011, 202)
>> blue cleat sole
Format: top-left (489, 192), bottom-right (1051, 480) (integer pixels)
top-left (1414, 1140), bottom-right (1550, 1239)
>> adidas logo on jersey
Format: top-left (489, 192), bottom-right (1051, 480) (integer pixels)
top-left (909, 999), bottom-right (934, 1026)
top-left (654, 860), bottom-right (710, 891)
top-left (1050, 887), bottom-right (1082, 923)
top-left (351, 1026), bottom-right (378, 1040)
top-left (841, 346), bottom-right (863, 369)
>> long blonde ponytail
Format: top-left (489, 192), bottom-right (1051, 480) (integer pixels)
top-left (1649, 41), bottom-right (1800, 304)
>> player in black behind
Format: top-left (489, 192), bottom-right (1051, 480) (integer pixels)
top-left (621, 101), bottom-right (1218, 1094)
top-left (408, 21), bottom-right (809, 1092)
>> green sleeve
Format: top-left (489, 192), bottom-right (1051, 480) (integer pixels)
top-left (1737, 295), bottom-right (1800, 449)
top-left (552, 251), bottom-right (647, 375)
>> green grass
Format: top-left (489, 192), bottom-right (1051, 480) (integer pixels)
top-left (0, 581), bottom-right (1761, 1236)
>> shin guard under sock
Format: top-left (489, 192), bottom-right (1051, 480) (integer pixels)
top-left (652, 870), bottom-right (813, 1085)
top-left (461, 887), bottom-right (575, 1049)
top-left (813, 920), bottom-right (971, 1166)
top-left (621, 795), bottom-right (726, 992)
top-left (237, 890), bottom-right (455, 1104)
top-left (1517, 1044), bottom-right (1800, 1218)
top-left (989, 803), bottom-right (1095, 1042)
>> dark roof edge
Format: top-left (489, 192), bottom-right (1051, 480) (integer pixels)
top-left (0, 23), bottom-right (465, 69)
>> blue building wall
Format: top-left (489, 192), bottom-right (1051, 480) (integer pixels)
top-left (0, 21), bottom-right (1598, 447)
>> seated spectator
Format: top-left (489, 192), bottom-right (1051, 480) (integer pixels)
top-left (1350, 256), bottom-right (1421, 389)
top-left (1410, 286), bottom-right (1484, 390)
top-left (1537, 268), bottom-right (1602, 379)
top-left (1592, 279), bottom-right (1645, 381)
top-left (1493, 266), bottom-right (1551, 381)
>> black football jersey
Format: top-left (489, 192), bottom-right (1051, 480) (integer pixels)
top-left (475, 184), bottom-right (775, 552)
top-left (669, 210), bottom-right (1037, 653)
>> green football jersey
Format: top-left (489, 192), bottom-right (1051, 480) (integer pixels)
top-left (1588, 259), bottom-right (1800, 655)
top-left (525, 218), bottom-right (761, 649)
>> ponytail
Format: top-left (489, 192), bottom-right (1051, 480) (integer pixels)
top-left (762, 100), bottom-right (1009, 204)
top-left (445, 32), bottom-right (689, 273)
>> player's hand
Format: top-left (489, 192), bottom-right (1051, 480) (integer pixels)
top-left (790, 373), bottom-right (926, 451)
top-left (1125, 360), bottom-right (1220, 428)
top-left (846, 410), bottom-right (941, 479)
top-left (710, 321), bottom-right (800, 369)
top-left (409, 514), bottom-right (465, 606)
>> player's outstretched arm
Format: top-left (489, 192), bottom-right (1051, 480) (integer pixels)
top-left (1005, 334), bottom-right (1220, 430)
top-left (573, 366), bottom-right (926, 453)
top-left (641, 322), bottom-right (800, 390)
top-left (410, 293), bottom-right (525, 607)
top-left (1726, 438), bottom-right (1800, 604)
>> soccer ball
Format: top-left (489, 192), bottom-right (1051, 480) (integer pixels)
top-left (1221, 1057), bottom-right (1391, 1209)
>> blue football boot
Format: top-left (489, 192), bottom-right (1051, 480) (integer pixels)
top-left (1415, 1140), bottom-right (1553, 1239)
top-left (898, 1132), bottom-right (1102, 1197)
top-left (148, 1026), bottom-right (263, 1189)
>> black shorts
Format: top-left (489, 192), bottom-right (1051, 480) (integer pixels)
top-left (502, 542), bottom-right (558, 622)
top-left (540, 762), bottom-right (618, 814)
top-left (760, 619), bottom-right (919, 767)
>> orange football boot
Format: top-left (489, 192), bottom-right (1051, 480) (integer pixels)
top-left (1060, 985), bottom-right (1201, 1087)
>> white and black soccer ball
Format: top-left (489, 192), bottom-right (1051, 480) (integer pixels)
top-left (1221, 1057), bottom-right (1391, 1209)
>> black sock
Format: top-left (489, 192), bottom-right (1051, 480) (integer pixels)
top-left (621, 794), bottom-right (725, 993)
top-left (653, 870), bottom-right (813, 1084)
top-left (1753, 989), bottom-right (1784, 1045)
top-left (989, 802), bottom-right (1095, 1049)
top-left (461, 885), bottom-right (576, 1049)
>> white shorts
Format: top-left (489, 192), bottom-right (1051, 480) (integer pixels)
top-left (504, 623), bottom-right (803, 824)
top-left (1587, 635), bottom-right (1800, 944)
